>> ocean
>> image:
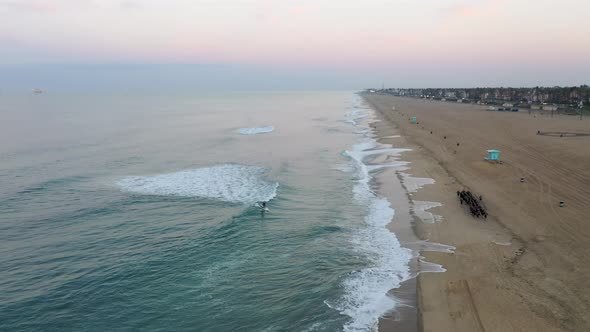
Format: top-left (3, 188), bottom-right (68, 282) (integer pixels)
top-left (0, 91), bottom-right (412, 331)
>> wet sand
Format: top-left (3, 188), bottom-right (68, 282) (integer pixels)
top-left (366, 95), bottom-right (590, 331)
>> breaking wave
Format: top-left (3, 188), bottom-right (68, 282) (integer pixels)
top-left (117, 164), bottom-right (278, 204)
top-left (238, 126), bottom-right (275, 135)
top-left (333, 96), bottom-right (412, 331)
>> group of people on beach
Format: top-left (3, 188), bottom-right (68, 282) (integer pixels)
top-left (457, 190), bottom-right (488, 219)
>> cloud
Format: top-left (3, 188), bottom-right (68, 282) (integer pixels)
top-left (442, 0), bottom-right (506, 18)
top-left (0, 0), bottom-right (58, 12)
top-left (398, 36), bottom-right (418, 44)
top-left (0, 0), bottom-right (102, 13)
top-left (290, 3), bottom-right (319, 16)
top-left (445, 3), bottom-right (480, 17)
top-left (119, 1), bottom-right (142, 10)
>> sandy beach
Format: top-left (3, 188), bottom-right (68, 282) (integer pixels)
top-left (365, 94), bottom-right (590, 331)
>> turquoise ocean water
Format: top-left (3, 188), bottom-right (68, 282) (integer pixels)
top-left (0, 91), bottom-right (411, 331)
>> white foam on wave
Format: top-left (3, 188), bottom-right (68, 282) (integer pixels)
top-left (412, 201), bottom-right (444, 224)
top-left (344, 139), bottom-right (410, 201)
top-left (237, 126), bottom-right (275, 135)
top-left (401, 173), bottom-right (435, 193)
top-left (336, 139), bottom-right (412, 332)
top-left (334, 95), bottom-right (451, 331)
top-left (341, 198), bottom-right (412, 332)
top-left (333, 164), bottom-right (355, 173)
top-left (116, 164), bottom-right (278, 204)
top-left (417, 257), bottom-right (448, 273)
top-left (344, 103), bottom-right (370, 126)
top-left (410, 241), bottom-right (456, 254)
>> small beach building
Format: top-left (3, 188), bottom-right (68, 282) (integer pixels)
top-left (411, 117), bottom-right (417, 123)
top-left (486, 150), bottom-right (501, 161)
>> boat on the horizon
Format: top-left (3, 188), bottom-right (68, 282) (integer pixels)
top-left (32, 88), bottom-right (43, 94)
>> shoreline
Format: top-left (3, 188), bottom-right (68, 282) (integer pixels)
top-left (365, 94), bottom-right (590, 331)
top-left (365, 99), bottom-right (448, 331)
top-left (342, 98), bottom-right (424, 331)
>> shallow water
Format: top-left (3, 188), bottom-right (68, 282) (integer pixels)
top-left (0, 91), bottom-right (411, 331)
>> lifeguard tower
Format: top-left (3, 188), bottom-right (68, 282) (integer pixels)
top-left (485, 149), bottom-right (501, 162)
top-left (410, 117), bottom-right (417, 124)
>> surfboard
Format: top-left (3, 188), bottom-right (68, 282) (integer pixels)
top-left (256, 203), bottom-right (270, 212)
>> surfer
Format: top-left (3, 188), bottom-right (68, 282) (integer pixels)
top-left (258, 201), bottom-right (270, 214)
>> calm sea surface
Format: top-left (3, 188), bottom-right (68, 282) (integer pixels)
top-left (0, 91), bottom-right (410, 331)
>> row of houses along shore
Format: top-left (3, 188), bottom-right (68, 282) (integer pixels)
top-left (367, 86), bottom-right (590, 113)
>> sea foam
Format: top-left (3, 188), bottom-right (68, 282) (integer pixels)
top-left (334, 96), bottom-right (412, 331)
top-left (117, 164), bottom-right (278, 204)
top-left (238, 126), bottom-right (275, 135)
top-left (337, 139), bottom-right (412, 332)
top-left (344, 106), bottom-right (370, 126)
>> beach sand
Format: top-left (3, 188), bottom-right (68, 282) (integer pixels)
top-left (365, 95), bottom-right (590, 331)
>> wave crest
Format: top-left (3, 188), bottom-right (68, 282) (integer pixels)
top-left (238, 126), bottom-right (274, 135)
top-left (117, 164), bottom-right (278, 204)
top-left (334, 97), bottom-right (412, 331)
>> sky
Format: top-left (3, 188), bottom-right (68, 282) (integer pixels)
top-left (0, 0), bottom-right (589, 90)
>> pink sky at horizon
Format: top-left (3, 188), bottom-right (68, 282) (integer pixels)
top-left (0, 0), bottom-right (589, 83)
